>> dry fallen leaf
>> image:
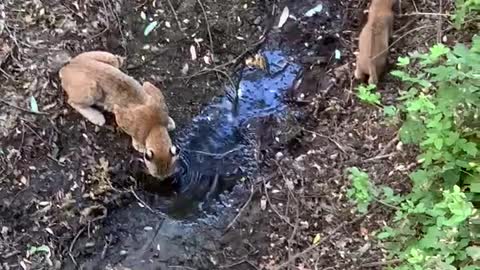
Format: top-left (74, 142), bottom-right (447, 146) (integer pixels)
top-left (312, 233), bottom-right (321, 245)
top-left (203, 55), bottom-right (212, 65)
top-left (181, 63), bottom-right (189, 75)
top-left (245, 53), bottom-right (267, 70)
top-left (190, 45), bottom-right (197, 61)
top-left (277, 6), bottom-right (289, 28)
top-left (260, 195), bottom-right (267, 210)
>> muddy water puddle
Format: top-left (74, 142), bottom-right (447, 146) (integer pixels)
top-left (139, 50), bottom-right (301, 217)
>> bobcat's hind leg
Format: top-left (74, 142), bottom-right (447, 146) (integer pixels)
top-left (367, 62), bottom-right (378, 85)
top-left (354, 56), bottom-right (366, 81)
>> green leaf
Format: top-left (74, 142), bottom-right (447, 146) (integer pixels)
top-left (383, 105), bottom-right (397, 118)
top-left (418, 226), bottom-right (443, 249)
top-left (29, 96), bottom-right (38, 113)
top-left (400, 118), bottom-right (425, 144)
top-left (420, 43), bottom-right (450, 65)
top-left (462, 142), bottom-right (478, 156)
top-left (28, 245), bottom-right (50, 256)
top-left (445, 132), bottom-right (460, 146)
top-left (377, 226), bottom-right (395, 240)
top-left (410, 170), bottom-right (431, 191)
top-left (466, 246), bottom-right (480, 261)
top-left (442, 169), bottom-right (461, 187)
top-left (377, 231), bottom-right (392, 239)
top-left (144, 21), bottom-right (158, 36)
top-left (397, 56), bottom-right (410, 66)
top-left (434, 138), bottom-right (444, 150)
top-left (356, 84), bottom-right (381, 106)
top-left (391, 70), bottom-right (413, 82)
top-left (469, 183), bottom-right (480, 193)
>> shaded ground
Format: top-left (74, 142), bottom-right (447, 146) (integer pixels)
top-left (0, 0), bottom-right (455, 269)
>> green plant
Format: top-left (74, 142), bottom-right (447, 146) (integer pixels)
top-left (454, 0), bottom-right (480, 27)
top-left (346, 167), bottom-right (403, 214)
top-left (347, 167), bottom-right (377, 213)
top-left (376, 36), bottom-right (480, 269)
top-left (383, 105), bottom-right (401, 126)
top-left (356, 84), bottom-right (382, 106)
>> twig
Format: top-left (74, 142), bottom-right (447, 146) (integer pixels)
top-left (166, 0), bottom-right (186, 35)
top-left (101, 235), bottom-right (111, 259)
top-left (196, 0), bottom-right (215, 63)
top-left (398, 12), bottom-right (448, 17)
top-left (0, 98), bottom-right (48, 115)
top-left (379, 134), bottom-right (399, 156)
top-left (182, 36), bottom-right (266, 79)
top-left (86, 26), bottom-right (109, 41)
top-left (225, 182), bottom-right (255, 232)
top-left (185, 67), bottom-right (237, 92)
top-left (287, 203), bottom-right (300, 270)
top-left (364, 153), bottom-right (395, 162)
top-left (410, 0), bottom-right (418, 13)
top-left (69, 226), bottom-right (86, 266)
top-left (364, 134), bottom-right (399, 162)
top-left (436, 0), bottom-right (444, 43)
top-left (221, 35), bottom-right (267, 69)
top-left (372, 25), bottom-right (434, 60)
top-left (360, 259), bottom-right (403, 268)
top-left (22, 121), bottom-right (47, 144)
top-left (393, 18), bottom-right (419, 36)
top-left (219, 259), bottom-right (249, 269)
top-left (130, 187), bottom-right (155, 213)
top-left (0, 67), bottom-right (14, 80)
top-left (168, 266), bottom-right (196, 270)
top-left (302, 128), bottom-right (348, 154)
top-left (106, 0), bottom-right (127, 54)
top-left (374, 198), bottom-right (400, 211)
top-left (183, 146), bottom-right (244, 158)
top-left (274, 160), bottom-right (300, 270)
top-left (273, 213), bottom-right (368, 270)
top-left (2, 250), bottom-right (21, 259)
top-left (261, 175), bottom-right (294, 227)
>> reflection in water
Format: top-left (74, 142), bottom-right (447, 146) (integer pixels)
top-left (144, 50), bottom-right (301, 215)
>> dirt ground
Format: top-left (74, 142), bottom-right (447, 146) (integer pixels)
top-left (0, 0), bottom-right (456, 269)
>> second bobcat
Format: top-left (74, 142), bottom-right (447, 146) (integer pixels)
top-left (354, 0), bottom-right (395, 85)
top-left (59, 51), bottom-right (178, 180)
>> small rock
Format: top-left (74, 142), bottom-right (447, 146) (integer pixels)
top-left (260, 196), bottom-right (267, 210)
top-left (300, 221), bottom-right (309, 229)
top-left (396, 141), bottom-right (403, 151)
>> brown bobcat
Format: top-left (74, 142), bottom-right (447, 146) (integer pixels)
top-left (59, 51), bottom-right (178, 179)
top-left (354, 0), bottom-right (395, 85)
